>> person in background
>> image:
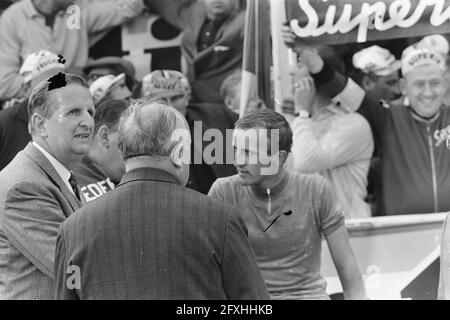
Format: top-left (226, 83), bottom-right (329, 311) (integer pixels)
top-left (83, 56), bottom-right (137, 91)
top-left (412, 35), bottom-right (450, 107)
top-left (0, 50), bottom-right (65, 171)
top-left (289, 59), bottom-right (374, 219)
top-left (352, 45), bottom-right (402, 104)
top-left (54, 99), bottom-right (269, 299)
top-left (73, 99), bottom-right (128, 203)
top-left (283, 26), bottom-right (450, 216)
top-left (147, 0), bottom-right (245, 103)
top-left (141, 69), bottom-right (237, 194)
top-left (220, 69), bottom-right (266, 115)
top-left (89, 73), bottom-right (131, 107)
top-left (0, 0), bottom-right (146, 103)
top-left (209, 109), bottom-right (367, 300)
top-left (0, 73), bottom-right (94, 299)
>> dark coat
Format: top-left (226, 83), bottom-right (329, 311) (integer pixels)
top-left (0, 99), bottom-right (31, 171)
top-left (54, 167), bottom-right (269, 300)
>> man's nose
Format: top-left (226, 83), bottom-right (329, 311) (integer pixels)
top-left (422, 83), bottom-right (436, 97)
top-left (80, 111), bottom-right (94, 128)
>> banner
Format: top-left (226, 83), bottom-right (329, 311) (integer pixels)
top-left (286, 0), bottom-right (450, 45)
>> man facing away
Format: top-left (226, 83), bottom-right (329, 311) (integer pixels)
top-left (54, 99), bottom-right (269, 299)
top-left (209, 109), bottom-right (366, 300)
top-left (0, 73), bottom-right (95, 299)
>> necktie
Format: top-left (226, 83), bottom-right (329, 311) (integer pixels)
top-left (68, 172), bottom-right (81, 202)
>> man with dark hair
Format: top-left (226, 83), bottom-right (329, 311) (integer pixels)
top-left (352, 45), bottom-right (402, 104)
top-left (149, 0), bottom-right (245, 103)
top-left (209, 109), bottom-right (366, 300)
top-left (0, 73), bottom-right (95, 299)
top-left (73, 99), bottom-right (128, 203)
top-left (54, 99), bottom-right (269, 299)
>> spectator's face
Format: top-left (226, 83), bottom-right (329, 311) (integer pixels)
top-left (159, 92), bottom-right (190, 116)
top-left (224, 84), bottom-right (241, 114)
top-left (203, 0), bottom-right (238, 18)
top-left (372, 71), bottom-right (402, 102)
top-left (87, 68), bottom-right (116, 86)
top-left (403, 65), bottom-right (446, 117)
top-left (233, 128), bottom-right (279, 186)
top-left (43, 84), bottom-right (95, 166)
top-left (96, 127), bottom-right (125, 184)
top-left (108, 78), bottom-right (131, 102)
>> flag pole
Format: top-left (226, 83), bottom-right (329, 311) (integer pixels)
top-left (270, 0), bottom-right (294, 118)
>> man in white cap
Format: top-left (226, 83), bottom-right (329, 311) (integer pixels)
top-left (0, 50), bottom-right (65, 171)
top-left (353, 45), bottom-right (402, 103)
top-left (283, 26), bottom-right (450, 216)
top-left (89, 73), bottom-right (131, 106)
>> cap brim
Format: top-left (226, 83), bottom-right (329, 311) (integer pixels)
top-left (146, 90), bottom-right (185, 99)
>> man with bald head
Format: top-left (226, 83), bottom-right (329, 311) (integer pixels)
top-left (54, 99), bottom-right (269, 299)
top-left (0, 73), bottom-right (94, 299)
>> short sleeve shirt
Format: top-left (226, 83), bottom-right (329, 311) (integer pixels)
top-left (209, 171), bottom-right (344, 299)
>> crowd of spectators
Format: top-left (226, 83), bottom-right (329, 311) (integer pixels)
top-left (1, 0), bottom-right (450, 300)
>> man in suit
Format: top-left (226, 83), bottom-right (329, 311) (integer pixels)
top-left (147, 0), bottom-right (244, 103)
top-left (54, 100), bottom-right (269, 299)
top-left (0, 73), bottom-right (95, 299)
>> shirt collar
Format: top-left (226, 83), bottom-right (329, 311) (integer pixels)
top-left (32, 141), bottom-right (71, 183)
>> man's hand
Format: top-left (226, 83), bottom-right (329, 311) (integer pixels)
top-left (281, 25), bottom-right (324, 74)
top-left (293, 63), bottom-right (315, 114)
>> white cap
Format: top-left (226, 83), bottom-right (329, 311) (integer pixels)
top-left (415, 34), bottom-right (449, 58)
top-left (19, 50), bottom-right (65, 84)
top-left (401, 47), bottom-right (446, 75)
top-left (352, 45), bottom-right (400, 76)
top-left (89, 73), bottom-right (125, 104)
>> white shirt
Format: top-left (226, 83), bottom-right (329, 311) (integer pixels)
top-left (32, 141), bottom-right (75, 196)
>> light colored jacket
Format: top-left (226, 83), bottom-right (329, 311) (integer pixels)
top-left (290, 104), bottom-right (374, 219)
top-left (0, 143), bottom-right (82, 299)
top-left (0, 0), bottom-right (144, 100)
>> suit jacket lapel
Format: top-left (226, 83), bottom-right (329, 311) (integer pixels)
top-left (24, 143), bottom-right (82, 214)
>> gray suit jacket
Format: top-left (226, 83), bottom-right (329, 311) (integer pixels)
top-left (54, 167), bottom-right (269, 300)
top-left (0, 142), bottom-right (82, 299)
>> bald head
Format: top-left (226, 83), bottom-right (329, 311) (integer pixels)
top-left (118, 99), bottom-right (189, 161)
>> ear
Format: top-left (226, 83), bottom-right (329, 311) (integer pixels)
top-left (278, 150), bottom-right (289, 166)
top-left (361, 75), bottom-right (375, 91)
top-left (170, 140), bottom-right (186, 168)
top-left (30, 113), bottom-right (48, 137)
top-left (97, 125), bottom-right (110, 148)
top-left (399, 78), bottom-right (407, 95)
top-left (224, 96), bottom-right (233, 108)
